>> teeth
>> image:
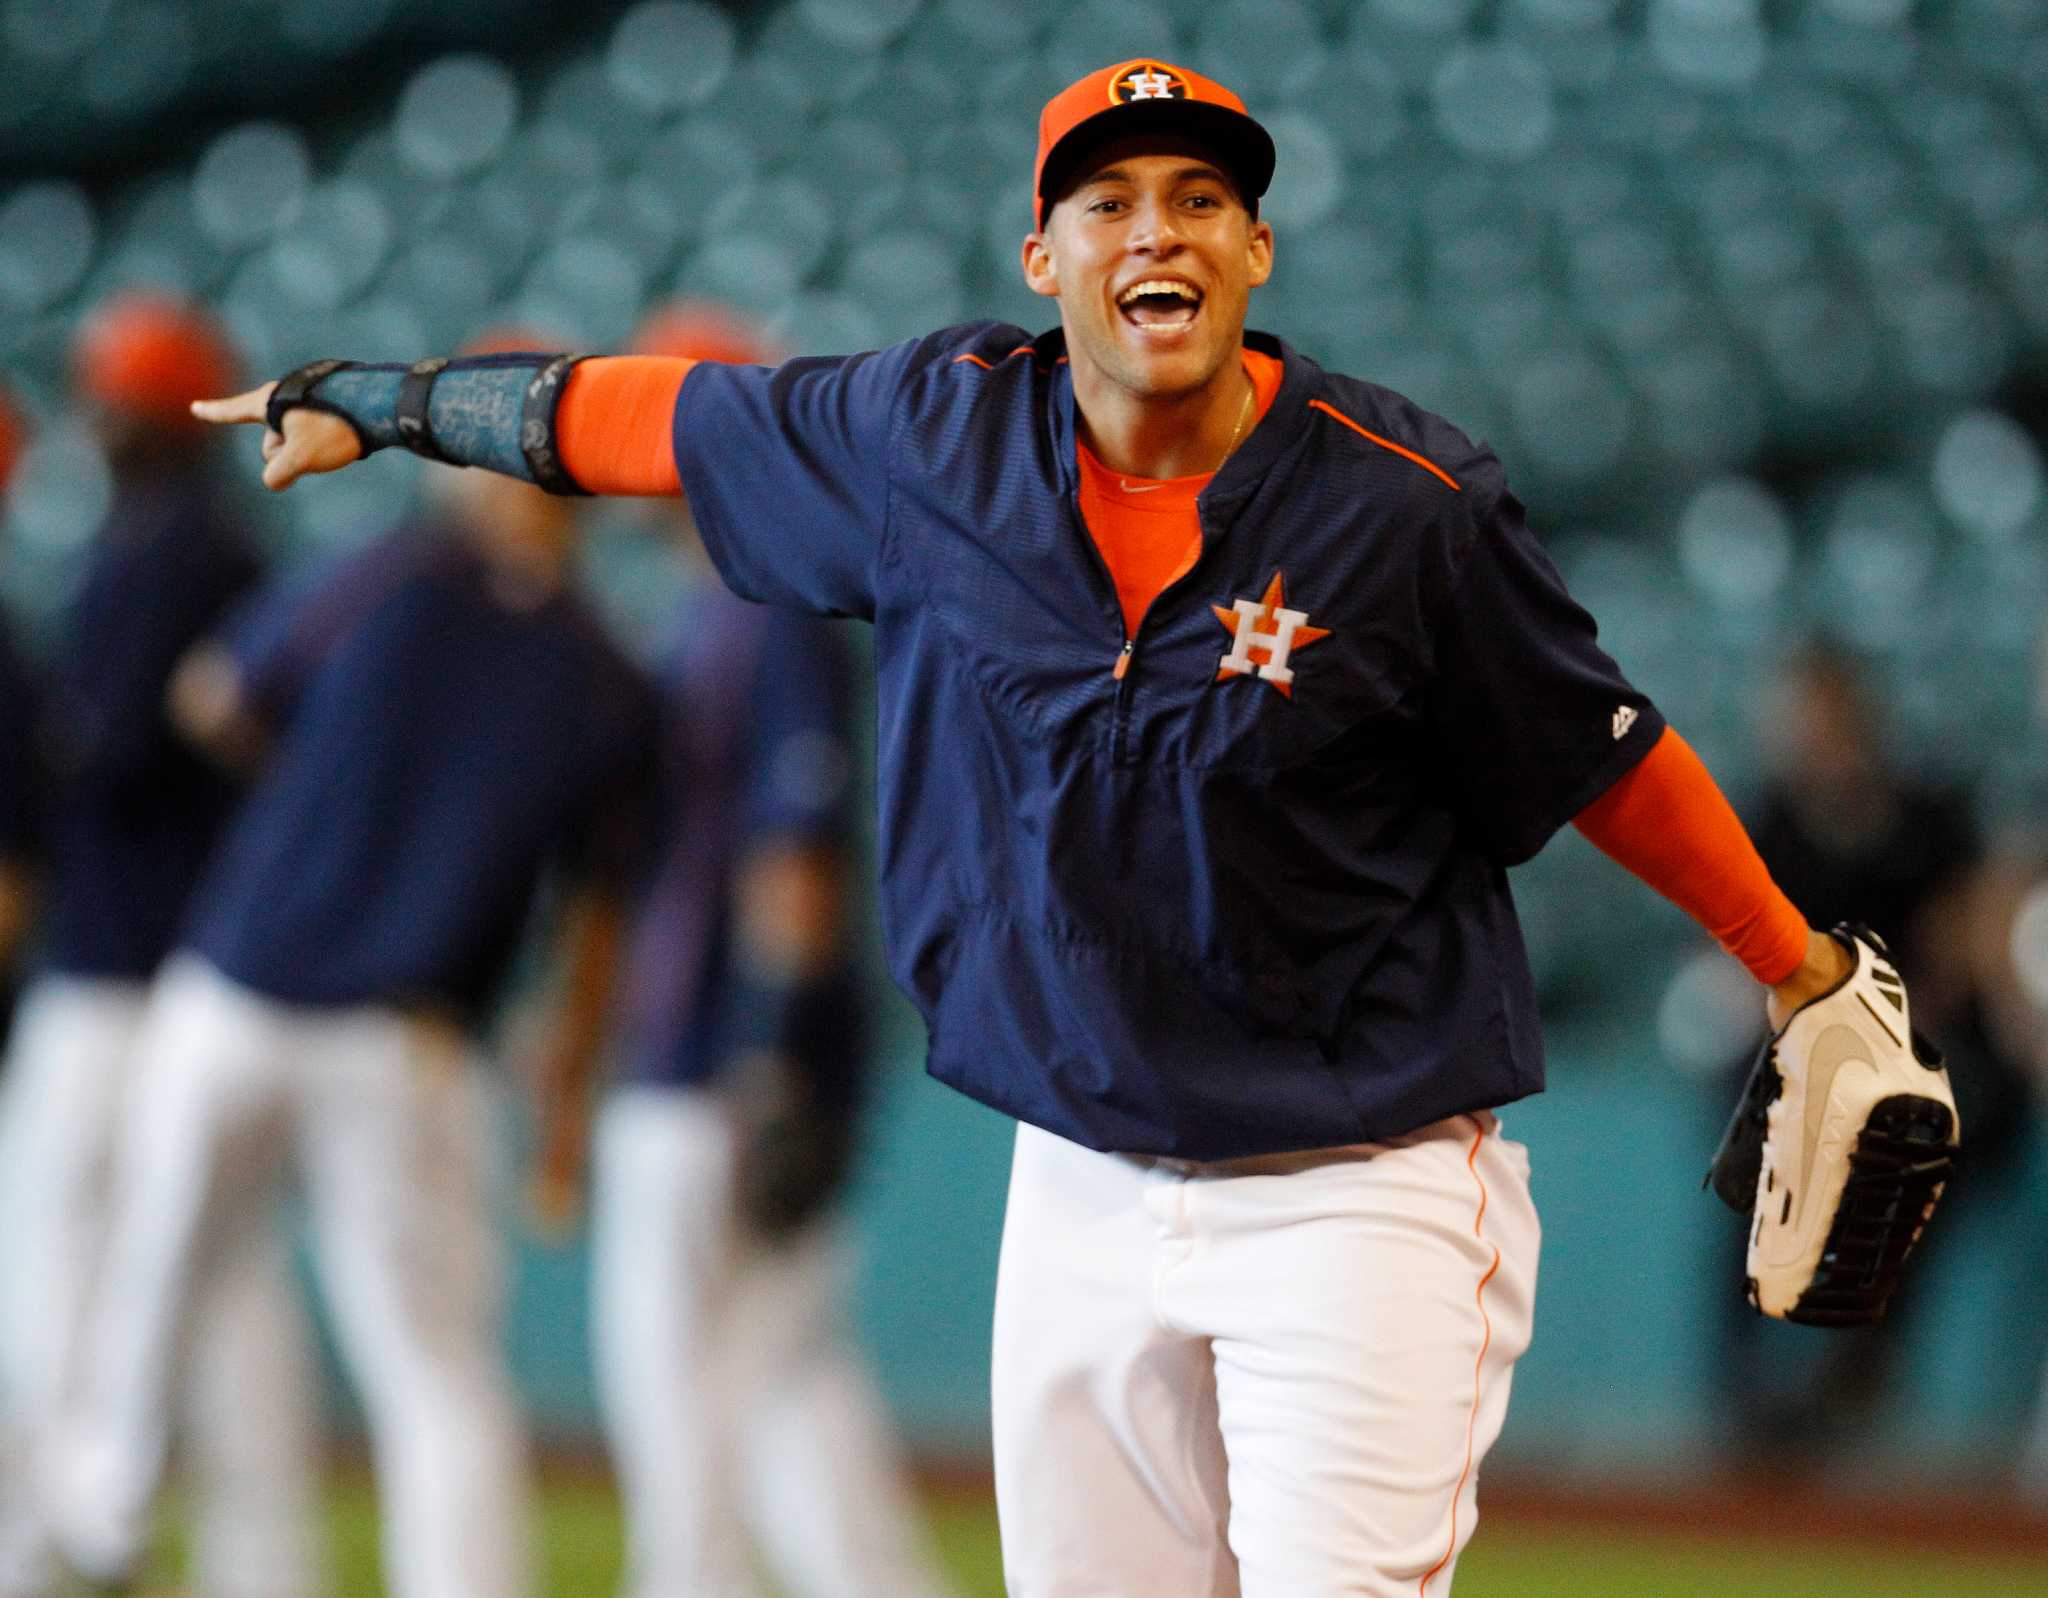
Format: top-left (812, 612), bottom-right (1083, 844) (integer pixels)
top-left (1118, 280), bottom-right (1201, 306)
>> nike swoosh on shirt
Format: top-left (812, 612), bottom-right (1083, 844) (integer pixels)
top-left (1119, 480), bottom-right (1167, 493)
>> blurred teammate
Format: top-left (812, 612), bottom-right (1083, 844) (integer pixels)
top-left (549, 306), bottom-right (955, 1598)
top-left (1711, 639), bottom-right (2027, 1461)
top-left (0, 298), bottom-right (326, 1598)
top-left (0, 383), bottom-right (39, 1019)
top-left (201, 61), bottom-right (1867, 1596)
top-left (45, 330), bottom-right (659, 1598)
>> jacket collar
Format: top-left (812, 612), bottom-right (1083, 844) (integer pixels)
top-left (1033, 326), bottom-right (1319, 507)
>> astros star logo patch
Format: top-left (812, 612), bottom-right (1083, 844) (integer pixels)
top-left (1214, 572), bottom-right (1330, 699)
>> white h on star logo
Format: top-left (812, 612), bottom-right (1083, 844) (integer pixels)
top-left (1123, 68), bottom-right (1177, 100)
top-left (1220, 599), bottom-right (1310, 684)
top-left (1213, 571), bottom-right (1330, 700)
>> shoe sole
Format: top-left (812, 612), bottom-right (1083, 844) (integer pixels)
top-left (1748, 1093), bottom-right (1956, 1327)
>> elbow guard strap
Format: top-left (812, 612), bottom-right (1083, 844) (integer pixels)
top-left (267, 359), bottom-right (381, 458)
top-left (265, 352), bottom-right (590, 492)
top-left (519, 354), bottom-right (589, 496)
top-left (395, 358), bottom-right (454, 464)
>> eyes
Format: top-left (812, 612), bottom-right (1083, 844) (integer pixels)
top-left (1085, 191), bottom-right (1226, 218)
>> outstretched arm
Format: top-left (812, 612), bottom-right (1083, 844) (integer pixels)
top-left (192, 354), bottom-right (693, 496)
top-left (1573, 726), bottom-right (1850, 1027)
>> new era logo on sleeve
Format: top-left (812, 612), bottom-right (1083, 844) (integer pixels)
top-left (1612, 704), bottom-right (1638, 740)
top-left (1213, 571), bottom-right (1329, 699)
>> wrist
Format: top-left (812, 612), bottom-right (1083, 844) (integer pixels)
top-left (1766, 928), bottom-right (1852, 1027)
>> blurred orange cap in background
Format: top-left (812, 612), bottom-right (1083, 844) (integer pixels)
top-left (73, 291), bottom-right (238, 429)
top-left (0, 385), bottom-right (26, 496)
top-left (630, 302), bottom-right (771, 365)
top-left (456, 323), bottom-right (564, 359)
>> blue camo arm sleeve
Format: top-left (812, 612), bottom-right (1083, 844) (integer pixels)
top-left (280, 355), bottom-right (563, 484)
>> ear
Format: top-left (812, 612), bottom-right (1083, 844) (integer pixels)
top-left (1246, 217), bottom-right (1274, 290)
top-left (1020, 229), bottom-right (1060, 300)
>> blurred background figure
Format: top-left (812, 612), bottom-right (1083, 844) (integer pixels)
top-left (557, 303), bottom-right (956, 1598)
top-left (1706, 638), bottom-right (2039, 1469)
top-left (0, 294), bottom-right (328, 1598)
top-left (0, 382), bottom-right (39, 1034)
top-left (41, 327), bottom-right (659, 1598)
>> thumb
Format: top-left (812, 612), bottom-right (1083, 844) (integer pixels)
top-left (260, 432), bottom-right (317, 492)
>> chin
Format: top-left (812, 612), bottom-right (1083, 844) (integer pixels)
top-left (1124, 347), bottom-right (1224, 400)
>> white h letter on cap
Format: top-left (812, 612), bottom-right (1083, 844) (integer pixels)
top-left (1219, 599), bottom-right (1311, 686)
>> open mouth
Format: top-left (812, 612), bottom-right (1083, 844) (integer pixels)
top-left (1116, 278), bottom-right (1203, 331)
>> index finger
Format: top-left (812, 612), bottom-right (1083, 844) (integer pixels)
top-left (189, 381), bottom-right (277, 427)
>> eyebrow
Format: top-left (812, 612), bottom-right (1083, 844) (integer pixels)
top-left (1077, 162), bottom-right (1233, 192)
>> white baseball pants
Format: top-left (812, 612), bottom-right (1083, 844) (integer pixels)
top-left (0, 974), bottom-right (324, 1598)
top-left (44, 956), bottom-right (530, 1598)
top-left (591, 1085), bottom-right (954, 1598)
top-left (992, 1113), bottom-right (1539, 1598)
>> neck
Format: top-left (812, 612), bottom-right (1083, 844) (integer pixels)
top-left (1071, 348), bottom-right (1252, 480)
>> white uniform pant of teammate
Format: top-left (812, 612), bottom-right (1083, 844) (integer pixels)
top-left (0, 975), bottom-right (324, 1598)
top-left (993, 1113), bottom-right (1539, 1598)
top-left (46, 956), bottom-right (530, 1598)
top-left (591, 1085), bottom-right (954, 1598)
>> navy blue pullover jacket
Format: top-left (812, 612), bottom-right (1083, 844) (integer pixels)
top-left (675, 322), bottom-right (1660, 1159)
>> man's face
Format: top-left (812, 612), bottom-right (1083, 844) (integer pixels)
top-left (1022, 137), bottom-right (1273, 402)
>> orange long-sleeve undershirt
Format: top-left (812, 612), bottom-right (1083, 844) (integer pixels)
top-left (1575, 726), bottom-right (1810, 986)
top-left (557, 355), bottom-right (693, 496)
top-left (1077, 346), bottom-right (1284, 640)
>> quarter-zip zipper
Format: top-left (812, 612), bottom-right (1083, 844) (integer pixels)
top-left (1105, 498), bottom-right (1229, 764)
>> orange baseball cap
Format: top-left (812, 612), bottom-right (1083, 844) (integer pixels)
top-left (1034, 58), bottom-right (1276, 229)
top-left (73, 291), bottom-right (237, 428)
top-left (630, 301), bottom-right (771, 365)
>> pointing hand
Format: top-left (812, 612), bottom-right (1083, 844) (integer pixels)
top-left (191, 382), bottom-right (364, 491)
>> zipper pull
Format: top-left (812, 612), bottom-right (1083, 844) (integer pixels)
top-left (1112, 640), bottom-right (1134, 681)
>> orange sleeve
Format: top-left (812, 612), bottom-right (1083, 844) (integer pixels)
top-left (555, 355), bottom-right (697, 497)
top-left (1573, 726), bottom-right (1811, 986)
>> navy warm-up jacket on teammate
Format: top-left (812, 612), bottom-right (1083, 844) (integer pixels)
top-left (0, 620), bottom-right (40, 872)
top-left (183, 524), bottom-right (659, 1024)
top-left (673, 323), bottom-right (1664, 1160)
top-left (40, 470), bottom-right (260, 979)
top-left (614, 581), bottom-right (865, 1109)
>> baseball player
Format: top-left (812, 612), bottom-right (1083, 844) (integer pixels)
top-left (0, 382), bottom-right (38, 1014)
top-left (0, 296), bottom-right (327, 1598)
top-left (196, 61), bottom-right (1945, 1596)
top-left (538, 306), bottom-right (958, 1598)
top-left (44, 340), bottom-right (660, 1598)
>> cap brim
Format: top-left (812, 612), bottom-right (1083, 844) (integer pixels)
top-left (1038, 99), bottom-right (1277, 224)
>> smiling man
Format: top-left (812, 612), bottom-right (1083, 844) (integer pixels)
top-left (179, 59), bottom-right (1937, 1597)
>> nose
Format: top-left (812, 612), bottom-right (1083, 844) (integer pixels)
top-left (1126, 194), bottom-right (1186, 257)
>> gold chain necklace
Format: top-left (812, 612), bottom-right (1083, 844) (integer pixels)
top-left (1221, 367), bottom-right (1255, 463)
